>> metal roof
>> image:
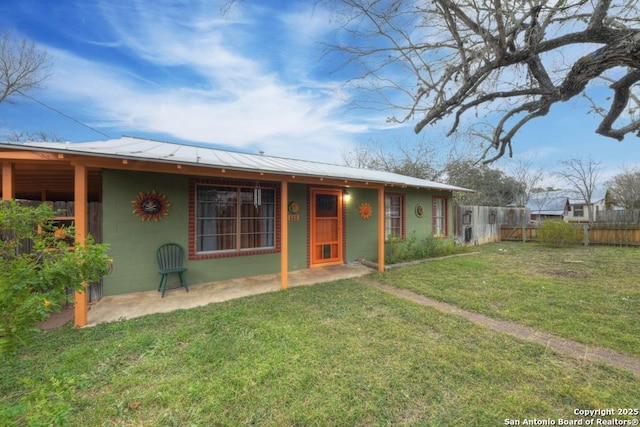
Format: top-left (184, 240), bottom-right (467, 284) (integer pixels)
top-left (526, 193), bottom-right (569, 216)
top-left (526, 189), bottom-right (608, 211)
top-left (568, 189), bottom-right (607, 205)
top-left (2, 136), bottom-right (472, 192)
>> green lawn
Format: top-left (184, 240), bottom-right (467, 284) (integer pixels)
top-left (1, 244), bottom-right (639, 426)
top-left (375, 242), bottom-right (640, 357)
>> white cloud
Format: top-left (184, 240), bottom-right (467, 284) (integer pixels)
top-left (37, 1), bottom-right (376, 164)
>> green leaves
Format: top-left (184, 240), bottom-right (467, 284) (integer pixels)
top-left (0, 201), bottom-right (111, 355)
top-left (386, 232), bottom-right (459, 264)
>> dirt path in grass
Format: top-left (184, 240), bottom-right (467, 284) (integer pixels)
top-left (355, 276), bottom-right (640, 378)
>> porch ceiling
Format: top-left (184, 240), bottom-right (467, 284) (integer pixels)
top-left (1, 162), bottom-right (101, 202)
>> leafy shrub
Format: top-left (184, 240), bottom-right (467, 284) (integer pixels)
top-left (535, 220), bottom-right (583, 248)
top-left (387, 235), bottom-right (409, 264)
top-left (386, 232), bottom-right (459, 264)
top-left (0, 201), bottom-right (111, 354)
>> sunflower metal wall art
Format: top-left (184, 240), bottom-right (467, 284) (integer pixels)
top-left (358, 202), bottom-right (373, 220)
top-left (132, 190), bottom-right (170, 222)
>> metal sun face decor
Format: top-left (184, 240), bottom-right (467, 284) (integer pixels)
top-left (132, 190), bottom-right (170, 222)
top-left (358, 202), bottom-right (373, 220)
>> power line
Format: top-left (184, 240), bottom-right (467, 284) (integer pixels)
top-left (16, 90), bottom-right (112, 139)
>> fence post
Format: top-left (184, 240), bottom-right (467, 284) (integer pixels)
top-left (583, 224), bottom-right (590, 246)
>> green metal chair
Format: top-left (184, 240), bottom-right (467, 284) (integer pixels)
top-left (157, 243), bottom-right (189, 297)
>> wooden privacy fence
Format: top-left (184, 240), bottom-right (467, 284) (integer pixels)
top-left (454, 205), bottom-right (529, 245)
top-left (499, 225), bottom-right (538, 242)
top-left (49, 200), bottom-right (103, 244)
top-left (499, 223), bottom-right (640, 246)
top-left (597, 209), bottom-right (640, 223)
top-left (586, 223), bottom-right (640, 246)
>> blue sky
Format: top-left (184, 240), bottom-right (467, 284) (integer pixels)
top-left (1, 0), bottom-right (638, 183)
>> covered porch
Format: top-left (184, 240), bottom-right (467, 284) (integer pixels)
top-left (85, 263), bottom-right (373, 327)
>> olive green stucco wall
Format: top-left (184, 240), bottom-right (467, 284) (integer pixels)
top-left (344, 187), bottom-right (379, 262)
top-left (401, 187), bottom-right (431, 239)
top-left (344, 187), bottom-right (454, 263)
top-left (287, 183), bottom-right (308, 271)
top-left (398, 187), bottom-right (455, 245)
top-left (346, 188), bottom-right (453, 262)
top-left (101, 169), bottom-right (453, 296)
top-left (102, 170), bottom-right (189, 296)
top-left (102, 170), bottom-right (281, 296)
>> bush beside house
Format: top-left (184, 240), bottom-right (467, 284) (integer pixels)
top-left (0, 201), bottom-right (111, 354)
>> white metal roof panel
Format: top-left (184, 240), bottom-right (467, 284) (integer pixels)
top-left (3, 137), bottom-right (472, 192)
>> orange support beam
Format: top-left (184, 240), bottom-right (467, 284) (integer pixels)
top-left (280, 180), bottom-right (289, 289)
top-left (280, 180), bottom-right (288, 290)
top-left (74, 164), bottom-right (89, 327)
top-left (0, 151), bottom-right (61, 161)
top-left (378, 186), bottom-right (385, 272)
top-left (2, 161), bottom-right (15, 200)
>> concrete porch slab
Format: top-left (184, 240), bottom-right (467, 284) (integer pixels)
top-left (86, 263), bottom-right (373, 327)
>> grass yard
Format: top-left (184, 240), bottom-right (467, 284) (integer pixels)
top-left (376, 242), bottom-right (640, 357)
top-left (1, 244), bottom-right (639, 426)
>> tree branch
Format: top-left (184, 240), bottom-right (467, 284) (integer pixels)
top-left (596, 69), bottom-right (640, 140)
top-left (329, 0), bottom-right (640, 162)
top-left (588, 0), bottom-right (611, 30)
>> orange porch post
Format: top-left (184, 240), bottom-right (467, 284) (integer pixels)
top-left (280, 180), bottom-right (288, 290)
top-left (377, 185), bottom-right (385, 272)
top-left (2, 161), bottom-right (15, 200)
top-left (74, 164), bottom-right (89, 327)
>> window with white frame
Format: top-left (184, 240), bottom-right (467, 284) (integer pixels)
top-left (432, 196), bottom-right (448, 237)
top-left (385, 194), bottom-right (404, 240)
top-left (195, 184), bottom-right (276, 253)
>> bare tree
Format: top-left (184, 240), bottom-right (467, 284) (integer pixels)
top-left (2, 129), bottom-right (64, 143)
top-left (506, 157), bottom-right (544, 207)
top-left (342, 135), bottom-right (480, 180)
top-left (343, 139), bottom-right (444, 180)
top-left (326, 0), bottom-right (640, 162)
top-left (1, 31), bottom-right (51, 104)
top-left (554, 157), bottom-right (603, 223)
top-left (605, 166), bottom-right (640, 209)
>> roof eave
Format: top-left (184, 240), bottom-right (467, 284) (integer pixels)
top-left (0, 141), bottom-right (474, 193)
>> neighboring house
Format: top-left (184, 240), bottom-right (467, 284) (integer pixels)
top-left (0, 137), bottom-right (472, 326)
top-left (526, 189), bottom-right (610, 223)
top-left (525, 191), bottom-right (570, 222)
top-left (564, 189), bottom-right (608, 223)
